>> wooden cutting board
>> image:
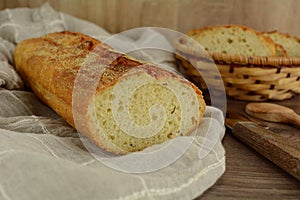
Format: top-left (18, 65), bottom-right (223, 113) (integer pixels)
top-left (226, 95), bottom-right (300, 180)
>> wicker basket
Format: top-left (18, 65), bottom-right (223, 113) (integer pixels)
top-left (174, 38), bottom-right (300, 101)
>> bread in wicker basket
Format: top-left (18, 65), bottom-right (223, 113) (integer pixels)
top-left (174, 25), bottom-right (300, 101)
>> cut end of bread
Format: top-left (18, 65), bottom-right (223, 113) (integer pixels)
top-left (87, 67), bottom-right (205, 154)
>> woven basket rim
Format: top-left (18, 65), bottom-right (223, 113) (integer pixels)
top-left (174, 37), bottom-right (300, 66)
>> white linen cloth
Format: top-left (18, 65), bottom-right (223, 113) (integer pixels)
top-left (0, 3), bottom-right (225, 200)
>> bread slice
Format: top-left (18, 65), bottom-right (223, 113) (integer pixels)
top-left (14, 31), bottom-right (205, 154)
top-left (274, 43), bottom-right (289, 57)
top-left (263, 31), bottom-right (300, 57)
top-left (187, 25), bottom-right (276, 56)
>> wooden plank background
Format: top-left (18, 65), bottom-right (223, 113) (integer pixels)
top-left (0, 0), bottom-right (299, 36)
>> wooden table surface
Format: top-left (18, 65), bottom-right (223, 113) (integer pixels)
top-left (199, 130), bottom-right (300, 200)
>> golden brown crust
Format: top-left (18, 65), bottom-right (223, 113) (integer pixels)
top-left (14, 32), bottom-right (146, 125)
top-left (15, 31), bottom-right (101, 125)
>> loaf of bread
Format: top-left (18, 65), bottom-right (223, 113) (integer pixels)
top-left (14, 31), bottom-right (205, 154)
top-left (263, 31), bottom-right (300, 57)
top-left (187, 25), bottom-right (276, 56)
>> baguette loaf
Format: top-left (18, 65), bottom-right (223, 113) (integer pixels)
top-left (14, 31), bottom-right (205, 154)
top-left (263, 31), bottom-right (300, 57)
top-left (187, 25), bottom-right (276, 56)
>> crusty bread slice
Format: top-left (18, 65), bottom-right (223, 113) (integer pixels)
top-left (14, 31), bottom-right (206, 154)
top-left (187, 25), bottom-right (276, 56)
top-left (274, 43), bottom-right (289, 57)
top-left (263, 31), bottom-right (300, 57)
